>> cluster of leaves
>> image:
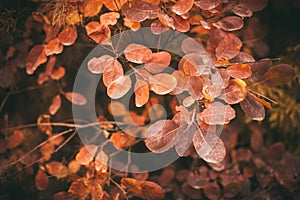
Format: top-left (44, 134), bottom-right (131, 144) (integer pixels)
top-left (0, 0), bottom-right (299, 199)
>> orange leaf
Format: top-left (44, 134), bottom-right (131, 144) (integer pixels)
top-left (103, 59), bottom-right (124, 87)
top-left (68, 178), bottom-right (90, 199)
top-left (87, 55), bottom-right (114, 74)
top-left (46, 161), bottom-right (68, 179)
top-left (58, 26), bottom-right (78, 46)
top-left (65, 92), bottom-right (87, 106)
top-left (108, 101), bottom-right (128, 116)
top-left (35, 169), bottom-right (49, 191)
top-left (49, 94), bottom-right (62, 115)
top-left (250, 93), bottom-right (272, 109)
top-left (215, 34), bottom-right (242, 61)
top-left (149, 73), bottom-right (177, 95)
top-left (124, 43), bottom-right (152, 64)
top-left (216, 16), bottom-right (244, 32)
top-left (227, 63), bottom-right (252, 79)
top-left (6, 130), bottom-right (24, 149)
top-left (140, 181), bottom-right (165, 200)
top-left (194, 0), bottom-right (220, 10)
top-left (110, 131), bottom-right (136, 150)
top-left (144, 51), bottom-right (171, 73)
top-left (107, 75), bottom-right (132, 99)
top-left (68, 160), bottom-right (81, 174)
top-left (90, 180), bottom-right (104, 200)
top-left (26, 45), bottom-right (47, 75)
top-left (124, 17), bottom-right (141, 31)
top-left (37, 114), bottom-right (52, 136)
top-left (121, 178), bottom-right (143, 198)
top-left (45, 38), bottom-right (63, 56)
top-left (83, 0), bottom-right (103, 17)
top-left (134, 79), bottom-right (149, 107)
top-left (66, 10), bottom-right (82, 25)
top-left (171, 0), bottom-right (194, 15)
top-left (86, 22), bottom-right (111, 44)
top-left (240, 94), bottom-right (265, 121)
top-left (222, 79), bottom-right (248, 104)
top-left (100, 12), bottom-right (120, 26)
top-left (50, 66), bottom-right (66, 80)
top-left (103, 0), bottom-right (127, 11)
top-left (75, 145), bottom-right (98, 165)
top-left (121, 2), bottom-right (159, 22)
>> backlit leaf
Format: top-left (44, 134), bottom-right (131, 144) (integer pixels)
top-left (173, 15), bottom-right (190, 32)
top-left (110, 131), bottom-right (136, 149)
top-left (149, 73), bottom-right (177, 95)
top-left (121, 178), bottom-right (143, 198)
top-left (49, 94), bottom-right (61, 115)
top-left (90, 180), bottom-right (104, 200)
top-left (171, 70), bottom-right (187, 95)
top-left (134, 79), bottom-right (149, 107)
top-left (50, 66), bottom-right (66, 80)
top-left (144, 120), bottom-right (179, 153)
top-left (35, 169), bottom-right (49, 191)
top-left (151, 19), bottom-right (168, 34)
top-left (194, 0), bottom-right (220, 10)
top-left (87, 55), bottom-right (114, 74)
top-left (68, 178), bottom-right (90, 199)
top-left (193, 129), bottom-right (226, 163)
top-left (215, 34), bottom-right (242, 60)
top-left (198, 102), bottom-right (236, 125)
top-left (100, 12), bottom-right (120, 26)
top-left (107, 75), bottom-right (132, 99)
top-left (75, 145), bottom-right (98, 165)
top-left (140, 181), bottom-right (165, 200)
top-left (181, 37), bottom-right (206, 54)
top-left (261, 64), bottom-right (295, 87)
top-left (216, 16), bottom-right (244, 31)
top-left (66, 10), bottom-right (82, 25)
top-left (124, 43), bottom-right (152, 64)
top-left (222, 79), bottom-right (248, 104)
top-left (83, 0), bottom-right (103, 17)
top-left (58, 26), bottom-right (78, 46)
top-left (179, 53), bottom-right (211, 76)
top-left (46, 161), bottom-right (68, 179)
top-left (171, 0), bottom-right (194, 15)
top-left (26, 45), bottom-right (47, 75)
top-left (45, 38), bottom-right (63, 56)
top-left (144, 51), bottom-right (171, 73)
top-left (37, 114), bottom-right (52, 136)
top-left (86, 22), bottom-right (111, 44)
top-left (227, 64), bottom-right (252, 79)
top-left (65, 92), bottom-right (87, 106)
top-left (103, 0), bottom-right (127, 11)
top-left (240, 94), bottom-right (265, 121)
top-left (124, 17), bottom-right (141, 31)
top-left (121, 2), bottom-right (159, 22)
top-left (6, 130), bottom-right (24, 149)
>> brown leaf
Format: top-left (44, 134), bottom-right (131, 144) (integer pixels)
top-left (100, 12), bottom-right (120, 26)
top-left (158, 167), bottom-right (175, 187)
top-left (173, 15), bottom-right (190, 33)
top-left (35, 169), bottom-right (49, 191)
top-left (45, 38), bottom-right (63, 56)
top-left (110, 131), bottom-right (136, 150)
top-left (140, 181), bottom-right (165, 200)
top-left (121, 178), bottom-right (143, 198)
top-left (239, 0), bottom-right (268, 12)
top-left (37, 114), bottom-right (52, 136)
top-left (121, 2), bottom-right (159, 22)
top-left (75, 145), bottom-right (98, 165)
top-left (83, 0), bottom-right (103, 17)
top-left (149, 73), bottom-right (177, 95)
top-left (103, 0), bottom-right (127, 11)
top-left (65, 92), bottom-right (87, 106)
top-left (90, 180), bottom-right (104, 200)
top-left (26, 45), bottom-right (47, 75)
top-left (68, 160), bottom-right (81, 174)
top-left (134, 79), bottom-right (149, 107)
top-left (222, 79), bottom-right (248, 104)
top-left (215, 34), bottom-right (242, 60)
top-left (231, 4), bottom-right (253, 18)
top-left (37, 72), bottom-right (49, 85)
top-left (124, 17), bottom-right (141, 31)
top-left (86, 22), bottom-right (111, 44)
top-left (102, 59), bottom-right (124, 86)
top-left (181, 37), bottom-right (206, 54)
top-left (240, 93), bottom-right (265, 121)
top-left (227, 64), bottom-right (252, 79)
top-left (216, 16), bottom-right (244, 31)
top-left (181, 182), bottom-right (201, 199)
top-left (68, 178), bottom-right (90, 199)
top-left (187, 174), bottom-right (209, 189)
top-left (107, 75), bottom-right (132, 99)
top-left (194, 0), bottom-right (220, 10)
top-left (249, 59), bottom-right (272, 82)
top-left (171, 0), bottom-right (194, 15)
top-left (50, 66), bottom-right (66, 80)
top-left (198, 102), bottom-right (236, 125)
top-left (124, 43), bottom-right (152, 64)
top-left (49, 94), bottom-right (62, 115)
top-left (261, 64), bottom-right (295, 87)
top-left (171, 70), bottom-right (187, 95)
top-left (46, 161), bottom-right (68, 179)
top-left (144, 120), bottom-right (179, 153)
top-left (87, 55), bottom-right (114, 74)
top-left (53, 191), bottom-right (80, 200)
top-left (108, 101), bottom-right (128, 116)
top-left (151, 19), bottom-right (167, 34)
top-left (179, 53), bottom-right (211, 76)
top-left (58, 26), bottom-right (78, 46)
top-left (193, 129), bottom-right (226, 163)
top-left (6, 130), bottom-right (24, 149)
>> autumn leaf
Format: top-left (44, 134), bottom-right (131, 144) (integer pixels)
top-left (240, 94), bottom-right (265, 121)
top-left (121, 178), bottom-right (143, 198)
top-left (75, 145), bottom-right (98, 165)
top-left (50, 66), bottom-right (66, 80)
top-left (173, 15), bottom-right (190, 33)
top-left (49, 94), bottom-right (62, 115)
top-left (215, 34), bottom-right (242, 60)
top-left (239, 0), bottom-right (268, 12)
top-left (90, 180), bottom-right (104, 200)
top-left (68, 178), bottom-right (90, 199)
top-left (151, 19), bottom-right (167, 34)
top-left (87, 55), bottom-right (114, 74)
top-left (26, 45), bottom-right (47, 75)
top-left (58, 26), bottom-right (78, 46)
top-left (100, 12), bottom-right (120, 26)
top-left (221, 79), bottom-right (248, 104)
top-left (124, 17), bottom-right (141, 31)
top-left (149, 73), bottom-right (177, 95)
top-left (261, 64), bottom-right (295, 87)
top-left (110, 131), bottom-right (136, 149)
top-left (124, 43), bottom-right (152, 64)
top-left (231, 3), bottom-right (253, 18)
top-left (83, 0), bottom-right (103, 17)
top-left (37, 114), bottom-right (52, 136)
top-left (6, 130), bottom-right (24, 149)
top-left (215, 16), bottom-right (244, 32)
top-left (134, 79), bottom-right (149, 107)
top-left (249, 59), bottom-right (272, 82)
top-left (121, 2), bottom-right (159, 22)
top-left (65, 92), bottom-right (87, 106)
top-left (171, 70), bottom-right (187, 95)
top-left (103, 0), bottom-right (127, 11)
top-left (171, 0), bottom-right (194, 15)
top-left (46, 161), bottom-right (68, 179)
top-left (44, 38), bottom-right (63, 56)
top-left (181, 37), bottom-right (206, 54)
top-left (140, 181), bottom-right (165, 200)
top-left (227, 64), bottom-right (252, 79)
top-left (35, 169), bottom-right (49, 191)
top-left (198, 102), bottom-right (236, 125)
top-left (86, 22), bottom-right (111, 44)
top-left (144, 51), bottom-right (171, 73)
top-left (179, 53), bottom-right (211, 76)
top-left (194, 0), bottom-right (220, 10)
top-left (107, 75), bottom-right (132, 99)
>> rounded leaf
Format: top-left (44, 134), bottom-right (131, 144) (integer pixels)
top-left (107, 75), bottom-right (132, 99)
top-left (134, 79), bottom-right (149, 107)
top-left (87, 55), bottom-right (114, 74)
top-left (171, 0), bottom-right (194, 15)
top-left (65, 92), bottom-right (87, 106)
top-left (124, 43), bottom-right (152, 64)
top-left (216, 16), bottom-right (244, 32)
top-left (149, 73), bottom-right (177, 95)
top-left (227, 64), bottom-right (252, 79)
top-left (240, 94), bottom-right (265, 121)
top-left (222, 79), bottom-right (248, 104)
top-left (100, 12), bottom-right (120, 26)
top-left (194, 0), bottom-right (220, 10)
top-left (35, 169), bottom-right (49, 191)
top-left (58, 26), bottom-right (78, 46)
top-left (49, 94), bottom-right (61, 115)
top-left (215, 34), bottom-right (242, 61)
top-left (86, 22), bottom-right (111, 44)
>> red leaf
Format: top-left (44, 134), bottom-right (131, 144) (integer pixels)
top-left (227, 64), bottom-right (252, 79)
top-left (35, 169), bottom-right (49, 191)
top-left (173, 15), bottom-right (190, 33)
top-left (171, 70), bottom-right (187, 95)
top-left (181, 37), bottom-right (206, 54)
top-left (45, 38), bottom-right (64, 56)
top-left (144, 120), bottom-right (179, 153)
top-left (6, 130), bottom-right (24, 149)
top-left (58, 26), bottom-right (78, 46)
top-left (215, 34), bottom-right (242, 60)
top-left (100, 12), bottom-right (120, 26)
top-left (87, 55), bottom-right (114, 74)
top-left (124, 43), bottom-right (152, 64)
top-left (179, 53), bottom-right (211, 76)
top-left (121, 178), bottom-right (143, 198)
top-left (49, 94), bottom-right (62, 115)
top-left (216, 16), bottom-right (244, 31)
top-left (222, 79), bottom-right (248, 104)
top-left (50, 66), bottom-right (66, 80)
top-left (171, 0), bottom-right (194, 15)
top-left (65, 92), bottom-right (87, 106)
top-left (231, 4), bottom-right (253, 18)
top-left (151, 19), bottom-right (167, 35)
top-left (121, 2), bottom-right (159, 22)
top-left (144, 51), bottom-right (171, 73)
top-left (86, 22), bottom-right (111, 44)
top-left (149, 73), bottom-right (177, 95)
top-left (193, 129), bottom-right (226, 163)
top-left (240, 94), bottom-right (265, 121)
top-left (26, 45), bottom-right (47, 75)
top-left (83, 0), bottom-right (103, 17)
top-left (198, 102), bottom-right (236, 125)
top-left (261, 64), bottom-right (295, 87)
top-left (249, 59), bottom-right (272, 82)
top-left (194, 0), bottom-right (220, 10)
top-left (134, 79), bottom-right (149, 107)
top-left (107, 75), bottom-right (132, 99)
